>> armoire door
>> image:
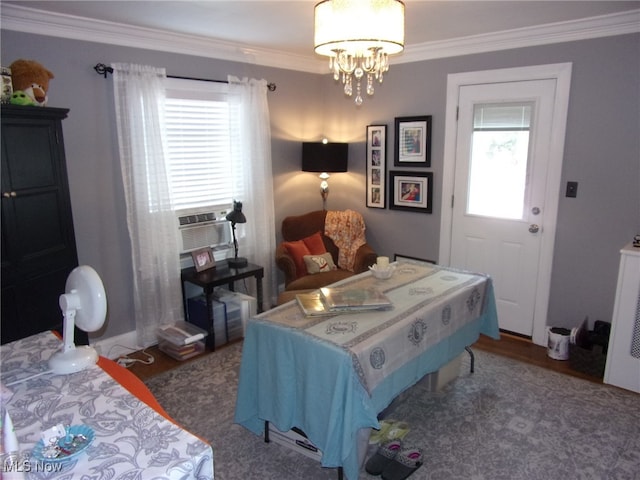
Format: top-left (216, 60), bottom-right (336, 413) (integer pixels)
top-left (1, 106), bottom-right (78, 344)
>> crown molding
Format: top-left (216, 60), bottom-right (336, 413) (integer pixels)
top-left (2, 4), bottom-right (638, 74)
top-left (0, 3), bottom-right (326, 73)
top-left (398, 9), bottom-right (640, 64)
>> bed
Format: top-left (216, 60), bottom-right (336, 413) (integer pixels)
top-left (0, 331), bottom-right (213, 479)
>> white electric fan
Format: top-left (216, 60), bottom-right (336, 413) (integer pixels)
top-left (48, 266), bottom-right (107, 375)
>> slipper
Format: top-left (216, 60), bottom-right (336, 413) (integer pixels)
top-left (364, 438), bottom-right (403, 476)
top-left (384, 421), bottom-right (410, 442)
top-left (381, 447), bottom-right (423, 480)
top-left (370, 420), bottom-right (411, 445)
top-left (369, 420), bottom-right (394, 445)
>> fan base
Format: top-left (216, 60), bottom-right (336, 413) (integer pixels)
top-left (49, 346), bottom-right (98, 375)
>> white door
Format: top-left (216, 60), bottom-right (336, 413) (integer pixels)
top-left (439, 64), bottom-right (572, 344)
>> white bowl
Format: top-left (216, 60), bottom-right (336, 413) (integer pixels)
top-left (369, 264), bottom-right (395, 280)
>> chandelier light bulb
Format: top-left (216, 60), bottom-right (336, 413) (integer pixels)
top-left (314, 0), bottom-right (405, 105)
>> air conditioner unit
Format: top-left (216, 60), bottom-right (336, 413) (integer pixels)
top-left (177, 208), bottom-right (232, 267)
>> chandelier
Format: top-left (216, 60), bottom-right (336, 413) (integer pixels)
top-left (314, 0), bottom-right (405, 105)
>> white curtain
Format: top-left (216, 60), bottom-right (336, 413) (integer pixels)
top-left (227, 76), bottom-right (277, 310)
top-left (111, 63), bottom-right (184, 347)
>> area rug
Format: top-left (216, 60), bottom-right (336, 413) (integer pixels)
top-left (145, 341), bottom-right (640, 480)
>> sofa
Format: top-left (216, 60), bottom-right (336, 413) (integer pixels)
top-left (276, 210), bottom-right (377, 293)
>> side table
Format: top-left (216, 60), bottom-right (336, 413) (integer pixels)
top-left (181, 261), bottom-right (264, 350)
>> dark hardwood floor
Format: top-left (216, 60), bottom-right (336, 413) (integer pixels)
top-left (473, 332), bottom-right (603, 384)
top-left (124, 333), bottom-right (603, 384)
top-left (124, 339), bottom-right (242, 381)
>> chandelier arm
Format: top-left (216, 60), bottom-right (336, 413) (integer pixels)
top-left (335, 54), bottom-right (357, 75)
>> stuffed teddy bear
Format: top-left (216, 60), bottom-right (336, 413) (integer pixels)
top-left (9, 59), bottom-right (54, 106)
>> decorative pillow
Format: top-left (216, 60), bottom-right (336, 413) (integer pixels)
top-left (283, 240), bottom-right (311, 278)
top-left (303, 252), bottom-right (337, 274)
top-left (302, 231), bottom-right (327, 255)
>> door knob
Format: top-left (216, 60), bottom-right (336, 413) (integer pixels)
top-left (529, 224), bottom-right (540, 233)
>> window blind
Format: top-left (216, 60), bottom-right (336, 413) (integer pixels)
top-left (164, 79), bottom-right (233, 211)
top-left (473, 103), bottom-right (532, 131)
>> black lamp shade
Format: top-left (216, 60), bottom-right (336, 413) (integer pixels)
top-left (302, 142), bottom-right (348, 173)
top-left (226, 209), bottom-right (246, 224)
top-left (226, 201), bottom-right (246, 224)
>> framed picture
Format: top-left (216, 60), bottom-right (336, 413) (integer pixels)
top-left (366, 124), bottom-right (387, 208)
top-left (394, 254), bottom-right (435, 264)
top-left (389, 171), bottom-right (433, 213)
top-left (394, 116), bottom-right (432, 167)
top-left (191, 247), bottom-right (215, 272)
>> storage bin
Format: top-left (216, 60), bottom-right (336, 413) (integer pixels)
top-left (267, 424), bottom-right (322, 462)
top-left (214, 288), bottom-right (257, 338)
top-left (186, 295), bottom-right (228, 349)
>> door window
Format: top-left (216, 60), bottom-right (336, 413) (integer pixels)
top-left (467, 103), bottom-right (532, 220)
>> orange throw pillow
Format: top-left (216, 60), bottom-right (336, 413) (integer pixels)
top-left (302, 231), bottom-right (327, 255)
top-left (283, 240), bottom-right (311, 278)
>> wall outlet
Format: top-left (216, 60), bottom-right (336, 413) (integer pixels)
top-left (566, 181), bottom-right (578, 198)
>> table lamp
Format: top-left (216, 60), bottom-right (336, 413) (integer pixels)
top-left (302, 141), bottom-right (348, 209)
top-left (226, 200), bottom-right (248, 268)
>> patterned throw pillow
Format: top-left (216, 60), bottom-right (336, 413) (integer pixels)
top-left (303, 252), bottom-right (337, 274)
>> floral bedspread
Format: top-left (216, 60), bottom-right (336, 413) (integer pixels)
top-left (0, 332), bottom-right (213, 479)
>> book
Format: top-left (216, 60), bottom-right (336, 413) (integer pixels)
top-left (296, 288), bottom-right (394, 317)
top-left (319, 287), bottom-right (393, 312)
top-left (157, 322), bottom-right (206, 345)
top-left (296, 291), bottom-right (335, 317)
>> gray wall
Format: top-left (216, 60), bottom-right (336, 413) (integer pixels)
top-left (2, 29), bottom-right (638, 342)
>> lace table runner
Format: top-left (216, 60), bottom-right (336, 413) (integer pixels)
top-left (260, 260), bottom-right (490, 393)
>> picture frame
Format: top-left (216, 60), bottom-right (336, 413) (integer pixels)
top-left (394, 254), bottom-right (435, 264)
top-left (191, 247), bottom-right (216, 272)
top-left (394, 115), bottom-right (432, 167)
top-left (366, 124), bottom-right (387, 208)
top-left (389, 171), bottom-right (433, 213)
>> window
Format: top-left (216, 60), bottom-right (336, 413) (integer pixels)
top-left (467, 103), bottom-right (533, 220)
top-left (164, 78), bottom-right (233, 212)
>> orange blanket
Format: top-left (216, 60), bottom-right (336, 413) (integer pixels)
top-left (97, 356), bottom-right (174, 421)
top-left (50, 330), bottom-right (173, 422)
top-left (324, 210), bottom-right (366, 271)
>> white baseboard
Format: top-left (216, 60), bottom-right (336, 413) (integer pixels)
top-left (92, 330), bottom-right (150, 359)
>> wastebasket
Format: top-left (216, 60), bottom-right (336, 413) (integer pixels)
top-left (547, 327), bottom-right (571, 360)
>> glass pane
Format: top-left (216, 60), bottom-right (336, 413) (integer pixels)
top-left (467, 103), bottom-right (532, 220)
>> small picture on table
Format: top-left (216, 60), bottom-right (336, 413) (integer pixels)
top-left (191, 247), bottom-right (215, 272)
